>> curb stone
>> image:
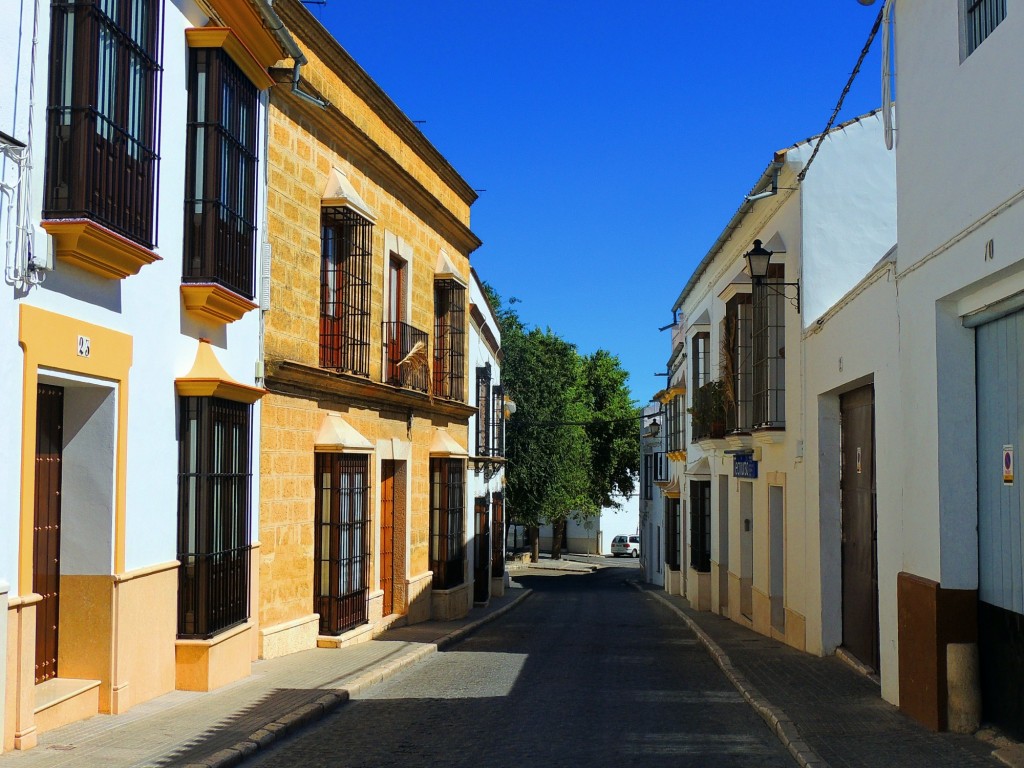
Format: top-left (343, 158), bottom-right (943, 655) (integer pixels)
top-left (632, 582), bottom-right (828, 768)
top-left (183, 589), bottom-right (532, 768)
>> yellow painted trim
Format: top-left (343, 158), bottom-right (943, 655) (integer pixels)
top-left (18, 304), bottom-right (133, 589)
top-left (180, 284), bottom-right (258, 324)
top-left (200, 3), bottom-right (283, 68)
top-left (185, 27), bottom-right (276, 90)
top-left (41, 219), bottom-right (161, 280)
top-left (175, 339), bottom-right (266, 404)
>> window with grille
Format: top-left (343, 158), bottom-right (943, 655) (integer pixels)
top-left (434, 280), bottom-right (466, 401)
top-left (689, 480), bottom-right (711, 573)
top-left (690, 332), bottom-right (712, 440)
top-left (753, 264), bottom-right (786, 429)
top-left (666, 394), bottom-right (685, 453)
top-left (723, 295), bottom-right (753, 432)
top-left (314, 453), bottom-right (370, 635)
top-left (963, 0), bottom-right (1006, 58)
top-left (320, 207), bottom-right (373, 374)
top-left (655, 451), bottom-right (668, 482)
top-left (177, 397), bottom-right (252, 639)
top-left (642, 453), bottom-right (654, 501)
top-left (491, 384), bottom-right (505, 458)
top-left (430, 457), bottom-right (465, 590)
top-left (44, 0), bottom-right (163, 246)
top-left (475, 364), bottom-right (491, 456)
top-left (666, 497), bottom-right (681, 571)
top-left (183, 46), bottom-right (259, 298)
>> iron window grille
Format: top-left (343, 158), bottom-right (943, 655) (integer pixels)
top-left (44, 0), bottom-right (163, 247)
top-left (320, 207), bottom-right (372, 375)
top-left (723, 295), bottom-right (754, 433)
top-left (689, 480), bottom-right (711, 573)
top-left (964, 0), bottom-right (1006, 57)
top-left (491, 385), bottom-right (506, 458)
top-left (177, 397), bottom-right (252, 639)
top-left (491, 491), bottom-right (504, 578)
top-left (314, 453), bottom-right (371, 635)
top-left (433, 279), bottom-right (466, 401)
top-left (642, 454), bottom-right (654, 501)
top-left (183, 46), bottom-right (258, 298)
top-left (654, 451), bottom-right (668, 482)
top-left (383, 320), bottom-right (429, 391)
top-left (752, 264), bottom-right (786, 429)
top-left (666, 497), bottom-right (681, 571)
top-left (475, 364), bottom-right (491, 456)
top-left (690, 332), bottom-right (711, 441)
top-left (430, 457), bottom-right (465, 590)
top-left (666, 394), bottom-right (685, 453)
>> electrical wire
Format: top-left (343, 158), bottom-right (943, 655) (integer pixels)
top-left (514, 410), bottom-right (664, 429)
top-left (797, 4), bottom-right (885, 183)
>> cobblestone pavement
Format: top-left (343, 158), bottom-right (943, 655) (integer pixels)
top-left (247, 566), bottom-right (795, 768)
top-left (640, 583), bottom-right (1003, 768)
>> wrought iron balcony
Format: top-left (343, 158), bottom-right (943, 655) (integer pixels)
top-left (383, 321), bottom-right (430, 392)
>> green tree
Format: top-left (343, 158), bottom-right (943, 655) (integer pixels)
top-left (485, 284), bottom-right (639, 560)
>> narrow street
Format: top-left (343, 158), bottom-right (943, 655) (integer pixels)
top-left (247, 564), bottom-right (795, 767)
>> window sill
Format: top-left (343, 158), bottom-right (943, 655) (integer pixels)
top-left (42, 219), bottom-right (161, 279)
top-left (753, 427), bottom-right (786, 445)
top-left (181, 283), bottom-right (258, 324)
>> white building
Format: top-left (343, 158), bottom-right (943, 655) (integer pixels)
top-left (669, 111), bottom-right (896, 650)
top-left (1, 0), bottom-right (283, 749)
top-left (467, 269), bottom-right (509, 603)
top-left (639, 402), bottom-right (666, 586)
top-left (831, 0), bottom-right (1024, 736)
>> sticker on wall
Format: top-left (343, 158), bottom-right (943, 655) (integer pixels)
top-left (856, 446), bottom-right (862, 475)
top-left (1004, 445), bottom-right (1014, 485)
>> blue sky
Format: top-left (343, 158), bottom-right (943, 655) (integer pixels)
top-left (309, 1), bottom-right (885, 404)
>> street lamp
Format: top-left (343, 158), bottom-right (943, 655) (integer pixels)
top-left (643, 418), bottom-right (660, 438)
top-left (743, 239), bottom-right (801, 313)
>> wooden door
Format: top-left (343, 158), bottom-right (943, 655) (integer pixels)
top-left (840, 384), bottom-right (878, 670)
top-left (474, 496), bottom-right (490, 603)
top-left (490, 491), bottom-right (504, 578)
top-left (34, 384), bottom-right (64, 684)
top-left (380, 460), bottom-right (396, 616)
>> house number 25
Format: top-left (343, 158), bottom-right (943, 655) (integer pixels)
top-left (77, 335), bottom-right (91, 358)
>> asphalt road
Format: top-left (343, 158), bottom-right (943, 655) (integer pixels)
top-left (247, 564), bottom-right (796, 767)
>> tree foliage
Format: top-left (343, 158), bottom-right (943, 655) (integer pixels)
top-left (484, 283), bottom-right (640, 543)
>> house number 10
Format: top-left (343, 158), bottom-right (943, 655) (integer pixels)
top-left (77, 335), bottom-right (91, 358)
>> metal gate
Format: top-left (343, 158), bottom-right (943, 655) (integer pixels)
top-left (474, 496), bottom-right (490, 603)
top-left (34, 384), bottom-right (64, 684)
top-left (380, 460), bottom-right (396, 617)
top-left (976, 309), bottom-right (1024, 737)
top-left (840, 384), bottom-right (878, 671)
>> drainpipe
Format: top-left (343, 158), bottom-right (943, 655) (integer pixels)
top-left (251, 0), bottom-right (329, 109)
top-left (745, 161), bottom-right (783, 202)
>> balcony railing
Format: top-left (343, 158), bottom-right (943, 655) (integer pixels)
top-left (177, 544), bottom-right (251, 639)
top-left (383, 321), bottom-right (429, 392)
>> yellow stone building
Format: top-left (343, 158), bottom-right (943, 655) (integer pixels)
top-left (257, 0), bottom-right (481, 658)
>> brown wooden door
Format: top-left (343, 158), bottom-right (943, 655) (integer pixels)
top-left (474, 496), bottom-right (490, 603)
top-left (840, 385), bottom-right (879, 670)
top-left (34, 384), bottom-right (64, 684)
top-left (380, 460), bottom-right (396, 616)
top-left (491, 492), bottom-right (504, 578)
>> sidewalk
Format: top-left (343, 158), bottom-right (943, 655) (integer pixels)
top-left (0, 586), bottom-right (533, 768)
top-left (637, 581), bottom-right (1009, 768)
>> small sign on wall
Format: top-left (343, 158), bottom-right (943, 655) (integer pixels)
top-left (733, 454), bottom-right (758, 479)
top-left (77, 335), bottom-right (91, 358)
top-left (1004, 445), bottom-right (1014, 486)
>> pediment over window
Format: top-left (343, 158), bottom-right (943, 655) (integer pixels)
top-left (322, 168), bottom-right (376, 222)
top-left (429, 428), bottom-right (467, 457)
top-left (186, 28), bottom-right (275, 89)
top-left (434, 250), bottom-right (467, 287)
top-left (314, 413), bottom-right (374, 454)
top-left (175, 339), bottom-right (265, 404)
top-left (201, 1), bottom-right (284, 69)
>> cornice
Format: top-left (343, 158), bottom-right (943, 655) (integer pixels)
top-left (272, 75), bottom-right (481, 255)
top-left (266, 360), bottom-right (477, 420)
top-left (274, 0), bottom-right (478, 208)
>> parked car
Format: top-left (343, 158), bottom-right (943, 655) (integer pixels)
top-left (611, 534), bottom-right (640, 558)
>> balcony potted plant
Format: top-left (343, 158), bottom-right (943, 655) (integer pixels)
top-left (688, 379), bottom-right (728, 440)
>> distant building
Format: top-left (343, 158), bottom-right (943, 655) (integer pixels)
top-left (640, 403), bottom-right (667, 586)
